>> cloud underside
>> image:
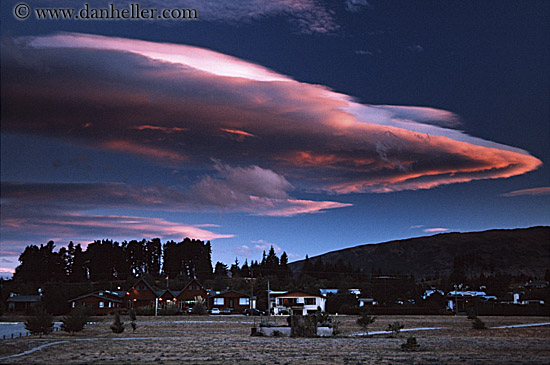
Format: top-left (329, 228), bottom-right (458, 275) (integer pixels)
top-left (2, 34), bottom-right (541, 194)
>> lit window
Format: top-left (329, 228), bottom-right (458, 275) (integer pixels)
top-left (99, 301), bottom-right (105, 308)
top-left (72, 302), bottom-right (75, 308)
top-left (239, 298), bottom-right (249, 306)
top-left (214, 298), bottom-right (224, 305)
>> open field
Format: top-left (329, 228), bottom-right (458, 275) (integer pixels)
top-left (1, 315), bottom-right (549, 364)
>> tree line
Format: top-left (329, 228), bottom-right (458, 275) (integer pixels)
top-left (12, 239), bottom-right (295, 284)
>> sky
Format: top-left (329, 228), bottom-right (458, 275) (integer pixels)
top-left (1, 0), bottom-right (549, 278)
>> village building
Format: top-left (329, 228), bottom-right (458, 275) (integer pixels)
top-left (175, 279), bottom-right (208, 311)
top-left (209, 290), bottom-right (251, 313)
top-left (271, 291), bottom-right (326, 315)
top-left (68, 290), bottom-right (124, 315)
top-left (6, 294), bottom-right (41, 313)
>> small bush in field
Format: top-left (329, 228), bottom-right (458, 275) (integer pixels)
top-left (129, 308), bottom-right (137, 332)
top-left (401, 336), bottom-right (420, 351)
top-left (472, 316), bottom-right (487, 330)
top-left (356, 311), bottom-right (376, 336)
top-left (110, 311), bottom-right (125, 333)
top-left (387, 321), bottom-right (405, 337)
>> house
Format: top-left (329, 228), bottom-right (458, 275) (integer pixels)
top-left (125, 278), bottom-right (163, 308)
top-left (446, 290), bottom-right (486, 312)
top-left (209, 290), bottom-right (251, 313)
top-left (175, 279), bottom-right (208, 311)
top-left (358, 298), bottom-right (377, 307)
top-left (157, 289), bottom-right (179, 309)
top-left (271, 291), bottom-right (326, 315)
top-left (6, 294), bottom-right (41, 313)
top-left (68, 290), bottom-right (124, 315)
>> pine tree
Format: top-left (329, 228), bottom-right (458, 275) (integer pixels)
top-left (61, 308), bottom-right (89, 335)
top-left (25, 306), bottom-right (54, 338)
top-left (356, 310), bottom-right (376, 336)
top-left (110, 311), bottom-right (125, 333)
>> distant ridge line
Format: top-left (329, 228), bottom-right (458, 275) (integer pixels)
top-left (288, 226), bottom-right (550, 279)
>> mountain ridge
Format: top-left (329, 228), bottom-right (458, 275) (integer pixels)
top-left (288, 226), bottom-right (550, 279)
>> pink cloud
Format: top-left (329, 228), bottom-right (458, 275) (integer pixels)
top-left (2, 33), bottom-right (542, 196)
top-left (132, 125), bottom-right (188, 133)
top-left (423, 228), bottom-right (450, 233)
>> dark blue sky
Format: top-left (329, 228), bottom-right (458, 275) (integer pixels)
top-left (1, 0), bottom-right (549, 276)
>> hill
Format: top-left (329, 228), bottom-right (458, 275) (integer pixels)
top-left (289, 227), bottom-right (550, 279)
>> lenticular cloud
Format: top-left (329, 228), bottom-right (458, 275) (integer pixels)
top-left (2, 33), bottom-right (542, 195)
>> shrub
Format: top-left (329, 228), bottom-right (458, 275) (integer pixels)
top-left (272, 330), bottom-right (282, 337)
top-left (290, 315), bottom-right (317, 337)
top-left (387, 321), bottom-right (405, 337)
top-left (110, 311), bottom-right (125, 333)
top-left (61, 308), bottom-right (89, 335)
top-left (356, 311), bottom-right (376, 336)
top-left (401, 336), bottom-right (420, 351)
top-left (472, 316), bottom-right (487, 330)
top-left (25, 306), bottom-right (54, 338)
top-left (129, 308), bottom-right (137, 332)
top-left (191, 296), bottom-right (207, 315)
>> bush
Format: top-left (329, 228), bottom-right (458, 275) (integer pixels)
top-left (191, 296), bottom-right (207, 315)
top-left (110, 311), bottom-right (125, 333)
top-left (61, 308), bottom-right (89, 335)
top-left (401, 336), bottom-right (420, 351)
top-left (387, 321), bottom-right (405, 337)
top-left (472, 316), bottom-right (487, 330)
top-left (272, 330), bottom-right (282, 337)
top-left (356, 311), bottom-right (376, 335)
top-left (129, 308), bottom-right (137, 332)
top-left (25, 306), bottom-right (54, 337)
top-left (290, 315), bottom-right (318, 337)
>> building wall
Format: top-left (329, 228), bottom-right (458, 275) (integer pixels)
top-left (210, 291), bottom-right (250, 312)
top-left (71, 296), bottom-right (121, 315)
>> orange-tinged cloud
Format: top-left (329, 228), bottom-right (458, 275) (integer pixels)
top-left (103, 140), bottom-right (187, 164)
top-left (220, 128), bottom-right (256, 138)
top-left (2, 33), bottom-right (542, 196)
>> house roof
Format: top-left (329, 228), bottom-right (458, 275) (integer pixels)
top-left (210, 289), bottom-right (250, 298)
top-left (68, 291), bottom-right (123, 303)
top-left (271, 290), bottom-right (325, 298)
top-left (6, 295), bottom-right (41, 303)
top-left (130, 277), bottom-right (161, 297)
top-left (181, 278), bottom-right (206, 291)
top-left (158, 289), bottom-right (181, 298)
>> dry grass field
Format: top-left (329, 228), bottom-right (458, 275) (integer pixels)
top-left (1, 314), bottom-right (549, 364)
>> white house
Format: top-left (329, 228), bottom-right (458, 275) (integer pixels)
top-left (271, 291), bottom-right (326, 315)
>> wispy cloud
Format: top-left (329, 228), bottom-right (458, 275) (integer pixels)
top-left (2, 33), bottom-right (542, 196)
top-left (133, 0), bottom-right (340, 34)
top-left (345, 0), bottom-right (371, 12)
top-left (501, 187), bottom-right (550, 197)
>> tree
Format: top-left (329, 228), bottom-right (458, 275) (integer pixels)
top-left (356, 310), bottom-right (376, 336)
top-left (265, 246), bottom-right (279, 276)
top-left (214, 262), bottom-right (228, 277)
top-left (230, 258), bottom-right (241, 277)
top-left (110, 311), bottom-right (125, 333)
top-left (61, 308), bottom-right (89, 335)
top-left (25, 306), bottom-right (54, 337)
